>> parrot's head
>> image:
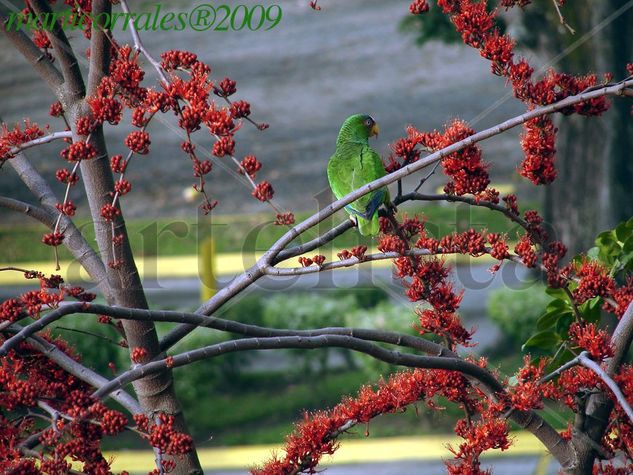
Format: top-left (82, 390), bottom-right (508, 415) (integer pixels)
top-left (337, 114), bottom-right (380, 145)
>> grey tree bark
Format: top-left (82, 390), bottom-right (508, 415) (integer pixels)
top-left (525, 0), bottom-right (633, 254)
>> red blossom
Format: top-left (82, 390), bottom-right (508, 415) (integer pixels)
top-left (100, 203), bottom-right (120, 221)
top-left (230, 100), bottom-right (251, 119)
top-left (130, 347), bottom-right (148, 363)
top-left (42, 232), bottom-right (64, 247)
top-left (55, 200), bottom-right (77, 216)
top-left (215, 77), bottom-right (237, 97)
top-left (125, 130), bottom-right (151, 155)
top-left (212, 135), bottom-right (236, 157)
top-left (252, 181), bottom-right (274, 202)
top-left (274, 212), bottom-right (295, 225)
top-left (409, 0), bottom-right (430, 14)
top-left (569, 322), bottom-right (614, 360)
top-left (60, 141), bottom-right (97, 162)
top-left (573, 260), bottom-right (615, 304)
top-left (240, 155), bottom-right (262, 177)
top-left (351, 245), bottom-right (368, 260)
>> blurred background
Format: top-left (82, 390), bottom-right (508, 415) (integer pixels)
top-left (0, 0), bottom-right (631, 473)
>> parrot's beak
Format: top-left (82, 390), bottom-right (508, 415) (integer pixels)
top-left (370, 123), bottom-right (380, 137)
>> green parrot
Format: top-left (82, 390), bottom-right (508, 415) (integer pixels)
top-left (327, 114), bottom-right (390, 236)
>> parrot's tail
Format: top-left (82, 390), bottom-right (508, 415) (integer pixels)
top-left (357, 214), bottom-right (380, 236)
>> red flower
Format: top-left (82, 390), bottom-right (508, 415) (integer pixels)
top-left (42, 232), bottom-right (64, 247)
top-left (569, 322), bottom-right (614, 361)
top-left (252, 181), bottom-right (274, 202)
top-left (274, 212), bottom-right (295, 225)
top-left (125, 131), bottom-right (151, 155)
top-left (212, 135), bottom-right (235, 157)
top-left (130, 347), bottom-right (148, 363)
top-left (60, 141), bottom-right (97, 162)
top-left (409, 0), bottom-right (430, 14)
top-left (230, 100), bottom-right (251, 119)
top-left (100, 203), bottom-right (120, 221)
top-left (519, 116), bottom-right (557, 185)
top-left (215, 77), bottom-right (237, 97)
top-left (240, 155), bottom-right (262, 177)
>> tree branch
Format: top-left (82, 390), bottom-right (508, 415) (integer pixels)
top-left (87, 0), bottom-right (112, 97)
top-left (94, 335), bottom-right (502, 399)
top-left (29, 0), bottom-right (85, 102)
top-left (6, 151), bottom-right (109, 296)
top-left (0, 196), bottom-right (55, 227)
top-left (0, 302), bottom-right (447, 358)
top-left (2, 323), bottom-right (141, 415)
top-left (273, 220), bottom-right (356, 264)
top-left (396, 192), bottom-right (531, 232)
top-left (3, 131), bottom-right (73, 159)
top-left (0, 10), bottom-right (63, 91)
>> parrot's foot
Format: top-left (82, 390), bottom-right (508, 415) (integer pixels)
top-left (349, 216), bottom-right (359, 228)
top-left (385, 201), bottom-right (398, 216)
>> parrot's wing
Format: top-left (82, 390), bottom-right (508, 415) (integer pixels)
top-left (328, 144), bottom-right (388, 217)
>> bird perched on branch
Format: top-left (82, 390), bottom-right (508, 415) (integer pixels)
top-left (327, 114), bottom-right (391, 236)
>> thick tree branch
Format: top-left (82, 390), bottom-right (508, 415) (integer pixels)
top-left (0, 302), bottom-right (447, 357)
top-left (0, 196), bottom-right (55, 227)
top-left (29, 0), bottom-right (85, 102)
top-left (6, 151), bottom-right (109, 295)
top-left (274, 219), bottom-right (356, 264)
top-left (87, 0), bottom-right (112, 96)
top-left (94, 335), bottom-right (501, 399)
top-left (0, 10), bottom-right (63, 91)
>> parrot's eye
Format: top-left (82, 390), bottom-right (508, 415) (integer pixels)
top-left (364, 118), bottom-right (373, 127)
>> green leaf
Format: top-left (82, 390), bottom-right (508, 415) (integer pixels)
top-left (615, 222), bottom-right (631, 242)
top-left (621, 251), bottom-right (633, 270)
top-left (522, 331), bottom-right (560, 351)
top-left (596, 230), bottom-right (617, 247)
top-left (546, 298), bottom-right (571, 313)
top-left (623, 235), bottom-right (633, 253)
top-left (545, 287), bottom-right (568, 300)
top-left (556, 313), bottom-right (575, 339)
top-left (586, 247), bottom-right (600, 260)
top-left (579, 296), bottom-right (601, 323)
top-left (537, 309), bottom-right (572, 331)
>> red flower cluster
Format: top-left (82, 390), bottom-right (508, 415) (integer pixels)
top-left (252, 181), bottom-right (274, 202)
top-left (240, 155), bottom-right (262, 177)
top-left (409, 0), bottom-right (430, 14)
top-left (60, 140), bottom-right (97, 162)
top-left (520, 117), bottom-right (557, 185)
top-left (569, 322), bottom-right (614, 361)
top-left (0, 120), bottom-right (46, 162)
top-left (274, 212), bottom-right (295, 226)
top-left (130, 347), bottom-right (149, 363)
top-left (401, 120), bottom-right (490, 196)
top-left (573, 260), bottom-right (615, 304)
top-left (253, 368), bottom-right (476, 474)
top-left (125, 130), bottom-right (151, 155)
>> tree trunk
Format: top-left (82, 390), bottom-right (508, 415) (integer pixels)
top-left (537, 0), bottom-right (633, 255)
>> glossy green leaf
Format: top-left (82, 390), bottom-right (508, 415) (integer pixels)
top-left (522, 331), bottom-right (560, 351)
top-left (537, 308), bottom-right (572, 331)
top-left (579, 296), bottom-right (601, 323)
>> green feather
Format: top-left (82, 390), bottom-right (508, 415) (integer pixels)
top-left (327, 115), bottom-right (390, 236)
